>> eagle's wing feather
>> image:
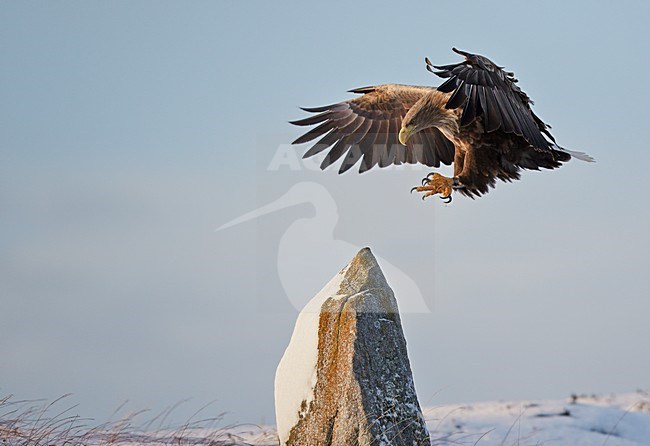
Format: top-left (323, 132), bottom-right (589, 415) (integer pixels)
top-left (428, 48), bottom-right (554, 152)
top-left (290, 84), bottom-right (455, 174)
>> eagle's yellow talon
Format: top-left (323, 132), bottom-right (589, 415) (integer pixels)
top-left (412, 173), bottom-right (454, 203)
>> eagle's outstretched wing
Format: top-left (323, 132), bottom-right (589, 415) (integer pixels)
top-left (290, 84), bottom-right (455, 174)
top-left (429, 48), bottom-right (556, 153)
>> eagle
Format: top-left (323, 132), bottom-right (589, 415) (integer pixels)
top-left (290, 48), bottom-right (593, 202)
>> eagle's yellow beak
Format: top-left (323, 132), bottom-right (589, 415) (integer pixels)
top-left (399, 125), bottom-right (415, 146)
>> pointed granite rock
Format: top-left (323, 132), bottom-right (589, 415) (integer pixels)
top-left (275, 247), bottom-right (429, 446)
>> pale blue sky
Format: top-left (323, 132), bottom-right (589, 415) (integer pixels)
top-left (1, 0), bottom-right (649, 427)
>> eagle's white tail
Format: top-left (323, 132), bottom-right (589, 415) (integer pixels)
top-left (564, 149), bottom-right (595, 162)
top-left (552, 144), bottom-right (595, 162)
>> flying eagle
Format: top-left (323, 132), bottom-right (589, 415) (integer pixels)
top-left (290, 48), bottom-right (593, 202)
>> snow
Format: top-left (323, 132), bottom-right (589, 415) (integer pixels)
top-left (423, 391), bottom-right (650, 446)
top-left (273, 263), bottom-right (349, 445)
top-left (237, 391), bottom-right (650, 445)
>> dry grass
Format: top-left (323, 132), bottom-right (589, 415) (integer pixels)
top-left (0, 394), bottom-right (278, 446)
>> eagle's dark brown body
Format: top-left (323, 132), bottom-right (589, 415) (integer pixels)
top-left (449, 106), bottom-right (570, 197)
top-left (290, 48), bottom-right (592, 201)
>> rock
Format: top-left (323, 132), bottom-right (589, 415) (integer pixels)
top-left (275, 247), bottom-right (430, 446)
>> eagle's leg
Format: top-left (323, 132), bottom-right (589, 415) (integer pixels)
top-left (411, 173), bottom-right (458, 202)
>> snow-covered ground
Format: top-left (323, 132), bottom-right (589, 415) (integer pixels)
top-left (234, 391), bottom-right (650, 445)
top-left (423, 391), bottom-right (650, 446)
